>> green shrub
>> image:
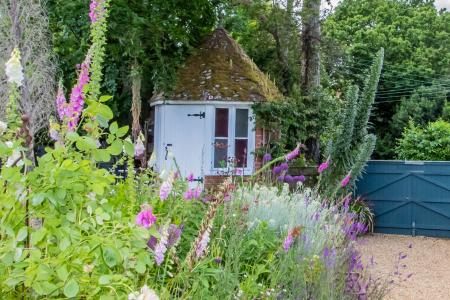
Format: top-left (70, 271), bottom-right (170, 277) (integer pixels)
top-left (395, 120), bottom-right (450, 161)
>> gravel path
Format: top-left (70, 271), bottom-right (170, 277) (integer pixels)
top-left (358, 234), bottom-right (450, 300)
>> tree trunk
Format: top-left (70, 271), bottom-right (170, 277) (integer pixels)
top-left (301, 0), bottom-right (321, 162)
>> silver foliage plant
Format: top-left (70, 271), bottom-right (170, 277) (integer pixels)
top-left (0, 0), bottom-right (57, 143)
top-left (240, 183), bottom-right (349, 256)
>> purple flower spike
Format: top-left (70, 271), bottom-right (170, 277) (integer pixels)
top-left (167, 224), bottom-right (184, 248)
top-left (285, 145), bottom-right (300, 161)
top-left (262, 153), bottom-right (272, 164)
top-left (318, 159), bottom-right (330, 173)
top-left (283, 233), bottom-right (294, 252)
top-left (341, 172), bottom-right (351, 188)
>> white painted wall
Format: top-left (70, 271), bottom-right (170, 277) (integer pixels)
top-left (153, 102), bottom-right (256, 181)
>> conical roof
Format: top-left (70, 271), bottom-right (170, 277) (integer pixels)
top-left (152, 28), bottom-right (282, 103)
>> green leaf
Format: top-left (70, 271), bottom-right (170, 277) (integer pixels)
top-left (64, 279), bottom-right (79, 298)
top-left (99, 95), bottom-right (113, 103)
top-left (59, 238), bottom-right (71, 251)
top-left (107, 140), bottom-right (122, 156)
top-left (56, 265), bottom-right (69, 281)
top-left (66, 132), bottom-right (79, 142)
top-left (109, 122), bottom-right (119, 134)
top-left (16, 227), bottom-right (28, 242)
top-left (98, 275), bottom-right (111, 285)
top-left (116, 126), bottom-right (129, 138)
top-left (123, 140), bottom-right (134, 156)
top-left (30, 229), bottom-right (47, 245)
top-left (102, 246), bottom-right (122, 268)
top-left (31, 193), bottom-right (46, 206)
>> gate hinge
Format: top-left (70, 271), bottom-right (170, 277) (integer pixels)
top-left (187, 112), bottom-right (205, 119)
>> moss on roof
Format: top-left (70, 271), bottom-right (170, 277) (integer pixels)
top-left (152, 28), bottom-right (283, 103)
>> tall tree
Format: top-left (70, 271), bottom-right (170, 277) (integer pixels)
top-left (301, 0), bottom-right (321, 161)
top-left (323, 0), bottom-right (450, 157)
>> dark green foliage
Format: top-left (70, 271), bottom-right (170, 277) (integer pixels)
top-left (47, 0), bottom-right (218, 123)
top-left (395, 120), bottom-right (450, 161)
top-left (252, 85), bottom-right (339, 163)
top-left (391, 85), bottom-right (448, 135)
top-left (323, 0), bottom-right (450, 158)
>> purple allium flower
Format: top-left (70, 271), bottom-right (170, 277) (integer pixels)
top-left (284, 175), bottom-right (294, 183)
top-left (195, 228), bottom-right (211, 258)
top-left (262, 153), bottom-right (272, 164)
top-left (154, 225), bottom-right (169, 266)
top-left (272, 165), bottom-right (282, 175)
top-left (277, 175), bottom-right (285, 182)
top-left (318, 159), bottom-right (330, 173)
top-left (341, 172), bottom-right (351, 188)
top-left (159, 180), bottom-right (172, 200)
top-left (279, 162), bottom-right (289, 171)
top-left (285, 145), bottom-right (300, 161)
top-left (135, 207), bottom-right (157, 228)
top-left (294, 175), bottom-right (306, 183)
top-left (187, 173), bottom-right (194, 182)
top-left (283, 233), bottom-right (294, 253)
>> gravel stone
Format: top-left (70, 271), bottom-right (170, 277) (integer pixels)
top-left (358, 233), bottom-right (450, 300)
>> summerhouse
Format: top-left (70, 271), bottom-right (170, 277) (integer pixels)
top-left (149, 28), bottom-right (282, 188)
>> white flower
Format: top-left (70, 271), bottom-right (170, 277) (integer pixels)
top-left (5, 48), bottom-right (24, 87)
top-left (0, 121), bottom-right (7, 134)
top-left (128, 285), bottom-right (159, 300)
top-left (147, 152), bottom-right (156, 168)
top-left (134, 134), bottom-right (145, 158)
top-left (5, 141), bottom-right (13, 148)
top-left (6, 150), bottom-right (23, 168)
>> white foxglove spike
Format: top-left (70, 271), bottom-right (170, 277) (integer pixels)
top-left (5, 48), bottom-right (24, 87)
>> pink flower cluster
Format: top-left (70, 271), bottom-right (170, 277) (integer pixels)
top-left (341, 172), bottom-right (351, 188)
top-left (159, 180), bottom-right (173, 200)
top-left (183, 186), bottom-right (202, 200)
top-left (89, 0), bottom-right (105, 23)
top-left (195, 228), bottom-right (211, 258)
top-left (135, 206), bottom-right (157, 228)
top-left (56, 55), bottom-right (91, 131)
top-left (318, 159), bottom-right (330, 173)
top-left (285, 145), bottom-right (301, 161)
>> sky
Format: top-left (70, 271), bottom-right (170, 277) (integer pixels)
top-left (322, 0), bottom-right (450, 10)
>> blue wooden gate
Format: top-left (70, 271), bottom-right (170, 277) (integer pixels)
top-left (357, 160), bottom-right (450, 238)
